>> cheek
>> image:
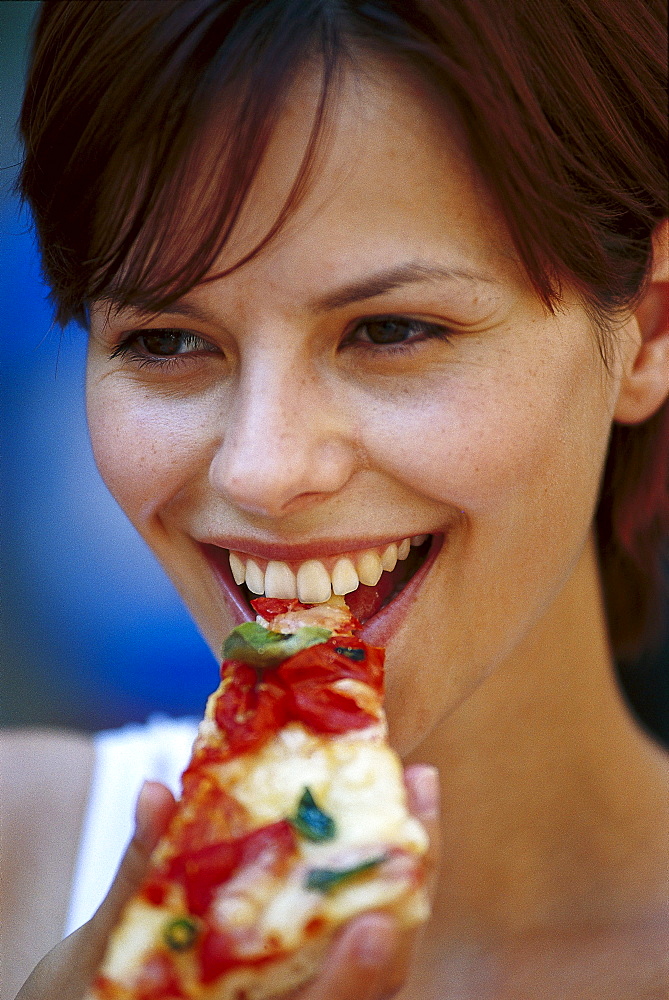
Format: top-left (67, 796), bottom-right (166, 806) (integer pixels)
top-left (86, 378), bottom-right (216, 526)
top-left (354, 352), bottom-right (612, 517)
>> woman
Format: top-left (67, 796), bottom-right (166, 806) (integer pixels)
top-left (5, 0), bottom-right (668, 997)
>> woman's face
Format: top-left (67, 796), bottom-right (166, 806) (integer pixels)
top-left (87, 62), bottom-right (627, 754)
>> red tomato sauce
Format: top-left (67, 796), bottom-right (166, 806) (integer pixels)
top-left (198, 926), bottom-right (286, 984)
top-left (209, 636), bottom-right (385, 761)
top-left (166, 820), bottom-right (297, 917)
top-left (137, 627), bottom-right (387, 986)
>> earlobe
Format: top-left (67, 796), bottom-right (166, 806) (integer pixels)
top-left (614, 219), bottom-right (669, 426)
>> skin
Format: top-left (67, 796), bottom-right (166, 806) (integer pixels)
top-left (88, 63), bottom-right (628, 753)
top-left (9, 58), bottom-right (669, 999)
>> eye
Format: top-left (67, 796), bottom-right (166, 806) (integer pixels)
top-left (137, 329), bottom-right (199, 356)
top-left (348, 316), bottom-right (451, 348)
top-left (109, 328), bottom-right (220, 367)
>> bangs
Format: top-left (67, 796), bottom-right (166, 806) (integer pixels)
top-left (91, 2), bottom-right (347, 320)
top-left (21, 0), bottom-right (666, 333)
top-left (25, 0), bottom-right (348, 326)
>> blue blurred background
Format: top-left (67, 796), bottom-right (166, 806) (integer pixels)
top-left (1, 1), bottom-right (217, 730)
top-left (1, 2), bottom-right (667, 739)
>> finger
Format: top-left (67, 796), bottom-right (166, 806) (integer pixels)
top-left (403, 763), bottom-right (441, 892)
top-left (89, 780), bottom-right (177, 940)
top-left (134, 779), bottom-right (179, 851)
top-left (14, 780), bottom-right (175, 1000)
top-left (292, 913), bottom-right (401, 1000)
top-left (292, 768), bottom-right (441, 1000)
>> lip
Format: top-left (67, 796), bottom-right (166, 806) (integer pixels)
top-left (201, 533), bottom-right (444, 642)
top-left (361, 532), bottom-right (443, 645)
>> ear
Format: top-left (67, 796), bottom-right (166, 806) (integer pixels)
top-left (614, 218), bottom-right (669, 425)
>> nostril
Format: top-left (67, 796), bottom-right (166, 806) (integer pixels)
top-left (208, 418), bottom-right (358, 518)
top-left (208, 449), bottom-right (293, 518)
top-left (209, 460), bottom-right (352, 518)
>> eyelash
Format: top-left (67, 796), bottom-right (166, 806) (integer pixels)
top-left (108, 329), bottom-right (219, 371)
top-left (346, 316), bottom-right (452, 353)
top-left (108, 317), bottom-right (452, 369)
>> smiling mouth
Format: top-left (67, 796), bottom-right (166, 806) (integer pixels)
top-left (202, 535), bottom-right (437, 627)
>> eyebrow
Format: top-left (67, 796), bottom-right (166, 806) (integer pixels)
top-left (112, 260), bottom-right (496, 326)
top-left (307, 261), bottom-right (497, 312)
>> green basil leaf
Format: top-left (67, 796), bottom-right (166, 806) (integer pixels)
top-left (305, 855), bottom-right (387, 894)
top-left (334, 645), bottom-right (366, 661)
top-left (290, 787), bottom-right (337, 842)
top-left (222, 623), bottom-right (331, 666)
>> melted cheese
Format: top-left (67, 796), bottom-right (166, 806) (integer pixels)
top-left (100, 901), bottom-right (171, 982)
top-left (202, 720), bottom-right (429, 954)
top-left (94, 644), bottom-right (430, 998)
top-left (214, 722), bottom-right (426, 852)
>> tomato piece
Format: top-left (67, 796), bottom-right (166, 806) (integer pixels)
top-left (167, 820), bottom-right (297, 918)
top-left (238, 819), bottom-right (297, 872)
top-left (182, 740), bottom-right (230, 776)
top-left (275, 638), bottom-right (384, 733)
top-left (214, 661), bottom-right (288, 756)
top-left (140, 878), bottom-right (168, 906)
top-left (168, 839), bottom-right (242, 916)
top-left (91, 976), bottom-right (116, 1000)
top-left (250, 597), bottom-right (303, 619)
top-left (198, 926), bottom-right (238, 983)
top-left (305, 916), bottom-right (326, 937)
top-left (251, 597), bottom-right (362, 634)
top-left (290, 683), bottom-right (378, 733)
top-left (133, 951), bottom-right (185, 999)
top-left (278, 637), bottom-right (384, 693)
top-left (199, 926), bottom-right (285, 984)
top-left (171, 775), bottom-right (250, 855)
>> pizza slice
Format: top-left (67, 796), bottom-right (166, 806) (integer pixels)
top-left (89, 597), bottom-right (429, 1000)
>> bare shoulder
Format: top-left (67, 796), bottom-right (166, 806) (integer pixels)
top-left (0, 728), bottom-right (95, 999)
top-left (0, 728), bottom-right (95, 842)
top-left (0, 725), bottom-right (94, 780)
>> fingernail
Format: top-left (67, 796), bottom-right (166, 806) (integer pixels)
top-left (353, 920), bottom-right (394, 967)
top-left (411, 765), bottom-right (440, 819)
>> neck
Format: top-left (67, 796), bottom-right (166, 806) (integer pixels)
top-left (409, 534), bottom-right (669, 942)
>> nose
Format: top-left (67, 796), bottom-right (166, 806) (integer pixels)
top-left (208, 363), bottom-right (357, 518)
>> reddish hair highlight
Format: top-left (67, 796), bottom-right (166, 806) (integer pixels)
top-left (18, 0), bottom-right (669, 656)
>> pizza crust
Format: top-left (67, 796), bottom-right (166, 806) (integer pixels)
top-left (87, 937), bottom-right (327, 1000)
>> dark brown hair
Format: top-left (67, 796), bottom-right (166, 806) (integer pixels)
top-left (18, 0), bottom-right (668, 657)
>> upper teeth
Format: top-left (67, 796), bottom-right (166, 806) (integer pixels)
top-left (228, 535), bottom-right (429, 603)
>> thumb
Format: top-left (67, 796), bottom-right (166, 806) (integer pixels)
top-left (16, 782), bottom-right (178, 1000)
top-left (403, 764), bottom-right (441, 897)
top-left (89, 780), bottom-right (177, 940)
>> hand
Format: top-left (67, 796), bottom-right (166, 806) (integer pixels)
top-left (14, 780), bottom-right (178, 1000)
top-left (15, 765), bottom-right (440, 1000)
top-left (286, 764), bottom-right (441, 1000)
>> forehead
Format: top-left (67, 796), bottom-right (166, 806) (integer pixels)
top-left (97, 56), bottom-right (522, 329)
top-left (193, 58), bottom-right (518, 301)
